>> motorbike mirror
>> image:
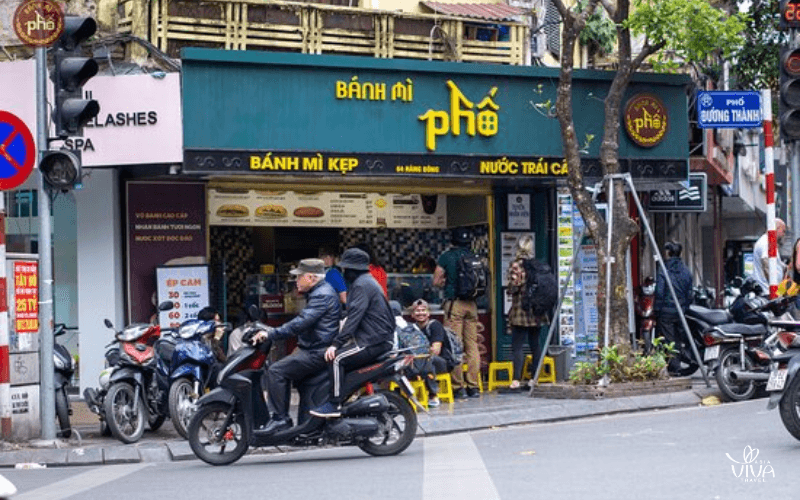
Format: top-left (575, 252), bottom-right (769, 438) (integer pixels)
top-left (158, 301), bottom-right (175, 311)
top-left (247, 304), bottom-right (261, 322)
top-left (104, 319), bottom-right (114, 329)
top-left (53, 323), bottom-right (66, 336)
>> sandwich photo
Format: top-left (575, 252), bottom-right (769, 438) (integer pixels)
top-left (255, 204), bottom-right (288, 218)
top-left (293, 206), bottom-right (325, 218)
top-left (216, 204), bottom-right (249, 217)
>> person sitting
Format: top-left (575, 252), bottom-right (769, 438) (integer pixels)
top-left (410, 299), bottom-right (450, 408)
top-left (309, 247), bottom-right (395, 418)
top-left (251, 258), bottom-right (341, 433)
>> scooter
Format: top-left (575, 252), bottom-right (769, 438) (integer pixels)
top-left (765, 324), bottom-right (800, 441)
top-left (187, 307), bottom-right (421, 466)
top-left (54, 324), bottom-right (77, 438)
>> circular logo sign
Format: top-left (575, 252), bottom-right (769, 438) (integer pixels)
top-left (0, 111), bottom-right (37, 191)
top-left (624, 94), bottom-right (669, 148)
top-left (13, 0), bottom-right (64, 48)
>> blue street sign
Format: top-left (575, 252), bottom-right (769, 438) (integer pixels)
top-left (697, 91), bottom-right (762, 129)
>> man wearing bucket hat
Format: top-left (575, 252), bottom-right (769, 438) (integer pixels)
top-left (310, 247), bottom-right (395, 418)
top-left (251, 258), bottom-right (341, 433)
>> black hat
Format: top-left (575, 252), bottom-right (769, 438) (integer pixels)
top-left (451, 227), bottom-right (471, 246)
top-left (338, 247), bottom-right (370, 271)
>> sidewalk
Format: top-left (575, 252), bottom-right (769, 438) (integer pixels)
top-left (0, 376), bottom-right (721, 467)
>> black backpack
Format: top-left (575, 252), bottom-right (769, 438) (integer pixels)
top-left (522, 259), bottom-right (558, 317)
top-left (454, 250), bottom-right (488, 300)
top-left (425, 321), bottom-right (464, 370)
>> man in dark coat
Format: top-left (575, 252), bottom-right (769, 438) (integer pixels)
top-left (310, 247), bottom-right (395, 418)
top-left (654, 241), bottom-right (694, 375)
top-left (252, 258), bottom-right (341, 433)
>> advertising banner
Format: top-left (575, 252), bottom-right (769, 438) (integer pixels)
top-left (156, 265), bottom-right (210, 329)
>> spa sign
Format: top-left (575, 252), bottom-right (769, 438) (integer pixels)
top-left (624, 94), bottom-right (668, 148)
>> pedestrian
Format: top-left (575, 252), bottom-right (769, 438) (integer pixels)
top-left (749, 218), bottom-right (786, 294)
top-left (319, 245), bottom-right (347, 304)
top-left (654, 241), bottom-right (694, 376)
top-left (250, 258), bottom-right (341, 433)
top-left (309, 247), bottom-right (395, 418)
top-left (356, 243), bottom-right (388, 297)
top-left (410, 298), bottom-right (450, 408)
top-left (433, 227), bottom-right (481, 399)
top-left (505, 242), bottom-right (549, 392)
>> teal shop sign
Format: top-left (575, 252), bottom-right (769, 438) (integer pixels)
top-left (181, 49), bottom-right (690, 179)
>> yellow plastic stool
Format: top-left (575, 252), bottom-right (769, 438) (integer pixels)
top-left (487, 361), bottom-right (514, 391)
top-left (434, 373), bottom-right (454, 403)
top-left (390, 379), bottom-right (428, 411)
top-left (523, 355), bottom-right (556, 384)
top-left (462, 363), bottom-right (483, 392)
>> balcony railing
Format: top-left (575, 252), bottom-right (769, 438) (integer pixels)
top-left (117, 0), bottom-right (528, 65)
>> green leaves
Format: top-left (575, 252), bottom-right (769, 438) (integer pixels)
top-left (568, 337), bottom-right (675, 385)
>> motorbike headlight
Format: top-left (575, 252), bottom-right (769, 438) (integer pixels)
top-left (99, 367), bottom-right (113, 389)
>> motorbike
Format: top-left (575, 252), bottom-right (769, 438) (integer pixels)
top-left (186, 306), bottom-right (421, 466)
top-left (54, 324), bottom-right (77, 438)
top-left (165, 319), bottom-right (228, 439)
top-left (765, 323), bottom-right (800, 440)
top-left (84, 301), bottom-right (174, 443)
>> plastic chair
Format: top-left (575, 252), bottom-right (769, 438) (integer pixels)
top-left (487, 361), bottom-right (514, 391)
top-left (435, 372), bottom-right (454, 403)
top-left (522, 355), bottom-right (556, 384)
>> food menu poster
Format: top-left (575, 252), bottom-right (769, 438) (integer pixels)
top-left (208, 189), bottom-right (447, 229)
top-left (156, 265), bottom-right (210, 329)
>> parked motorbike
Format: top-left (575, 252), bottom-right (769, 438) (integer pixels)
top-left (54, 324), bottom-right (77, 438)
top-left (765, 324), bottom-right (800, 440)
top-left (166, 319), bottom-right (228, 439)
top-left (187, 306), bottom-right (421, 466)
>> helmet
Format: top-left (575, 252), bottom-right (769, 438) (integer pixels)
top-left (451, 227), bottom-right (471, 246)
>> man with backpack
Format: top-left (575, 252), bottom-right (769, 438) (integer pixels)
top-left (433, 227), bottom-right (485, 399)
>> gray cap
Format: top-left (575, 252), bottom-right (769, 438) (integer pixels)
top-left (338, 248), bottom-right (370, 271)
top-left (289, 258), bottom-right (326, 276)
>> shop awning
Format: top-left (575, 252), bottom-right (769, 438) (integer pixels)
top-left (420, 2), bottom-right (525, 21)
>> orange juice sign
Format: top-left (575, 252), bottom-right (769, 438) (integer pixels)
top-left (14, 261), bottom-right (38, 333)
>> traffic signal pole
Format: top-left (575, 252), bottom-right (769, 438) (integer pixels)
top-left (36, 47), bottom-right (56, 441)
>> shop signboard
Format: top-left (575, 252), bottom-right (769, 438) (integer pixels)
top-left (646, 173), bottom-right (707, 212)
top-left (156, 265), bottom-right (210, 329)
top-left (209, 189), bottom-right (447, 229)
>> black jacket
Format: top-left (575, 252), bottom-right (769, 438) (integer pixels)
top-left (272, 280), bottom-right (341, 350)
top-left (332, 272), bottom-right (394, 349)
top-left (654, 257), bottom-right (693, 316)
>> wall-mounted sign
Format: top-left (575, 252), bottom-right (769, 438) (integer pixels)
top-left (647, 173), bottom-right (707, 212)
top-left (156, 265), bottom-right (210, 329)
top-left (624, 93), bottom-right (668, 148)
top-left (696, 91), bottom-right (761, 129)
top-left (13, 260), bottom-right (38, 334)
top-left (507, 194), bottom-right (530, 230)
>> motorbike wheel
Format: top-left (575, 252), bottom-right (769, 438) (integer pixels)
top-left (715, 347), bottom-right (756, 402)
top-left (55, 389), bottom-right (72, 439)
top-left (169, 377), bottom-right (198, 440)
top-left (187, 402), bottom-right (249, 466)
top-left (358, 390), bottom-right (417, 457)
top-left (104, 382), bottom-right (147, 444)
top-left (778, 372), bottom-right (800, 441)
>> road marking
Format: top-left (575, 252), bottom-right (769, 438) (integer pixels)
top-left (424, 434), bottom-right (500, 500)
top-left (14, 463), bottom-right (152, 500)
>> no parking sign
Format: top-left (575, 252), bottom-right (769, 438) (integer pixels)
top-left (0, 111), bottom-right (36, 190)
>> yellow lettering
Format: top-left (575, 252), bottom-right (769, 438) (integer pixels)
top-left (349, 76), bottom-right (362, 100)
top-left (375, 83), bottom-right (386, 101)
top-left (447, 80), bottom-right (475, 137)
top-left (418, 109), bottom-right (449, 151)
top-left (336, 81), bottom-right (348, 99)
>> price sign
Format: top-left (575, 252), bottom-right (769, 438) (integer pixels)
top-left (780, 0), bottom-right (800, 29)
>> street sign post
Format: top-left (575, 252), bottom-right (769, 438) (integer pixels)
top-left (697, 91), bottom-right (762, 129)
top-left (646, 173), bottom-right (707, 213)
top-left (0, 111), bottom-right (36, 190)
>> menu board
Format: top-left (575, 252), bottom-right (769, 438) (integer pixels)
top-left (208, 189), bottom-right (446, 229)
top-left (156, 265), bottom-right (211, 329)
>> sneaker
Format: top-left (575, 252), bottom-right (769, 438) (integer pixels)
top-left (467, 387), bottom-right (481, 398)
top-left (455, 388), bottom-right (468, 400)
top-left (428, 397), bottom-right (441, 408)
top-left (309, 402), bottom-right (341, 418)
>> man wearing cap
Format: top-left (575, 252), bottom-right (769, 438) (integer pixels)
top-left (251, 258), bottom-right (341, 434)
top-left (309, 247), bottom-right (395, 418)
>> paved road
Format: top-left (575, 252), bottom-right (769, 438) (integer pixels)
top-left (1, 399), bottom-right (795, 500)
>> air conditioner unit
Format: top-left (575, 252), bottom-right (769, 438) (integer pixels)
top-left (532, 32), bottom-right (547, 58)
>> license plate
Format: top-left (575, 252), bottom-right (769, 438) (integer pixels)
top-left (704, 345), bottom-right (720, 362)
top-left (767, 368), bottom-right (788, 392)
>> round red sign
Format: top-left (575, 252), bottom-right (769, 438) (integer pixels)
top-left (13, 0), bottom-right (64, 48)
top-left (624, 94), bottom-right (669, 148)
top-left (0, 111), bottom-right (37, 191)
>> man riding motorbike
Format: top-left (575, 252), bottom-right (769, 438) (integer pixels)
top-left (252, 258), bottom-right (341, 433)
top-left (310, 247), bottom-right (395, 418)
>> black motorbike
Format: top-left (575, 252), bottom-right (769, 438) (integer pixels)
top-left (765, 323), bottom-right (800, 440)
top-left (187, 308), bottom-right (421, 466)
top-left (54, 324), bottom-right (77, 438)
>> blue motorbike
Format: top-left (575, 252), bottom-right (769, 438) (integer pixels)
top-left (164, 319), bottom-right (227, 439)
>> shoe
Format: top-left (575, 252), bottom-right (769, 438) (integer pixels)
top-left (455, 388), bottom-right (468, 400)
top-left (261, 416), bottom-right (292, 434)
top-left (467, 387), bottom-right (480, 398)
top-left (428, 397), bottom-right (441, 408)
top-left (309, 402), bottom-right (342, 418)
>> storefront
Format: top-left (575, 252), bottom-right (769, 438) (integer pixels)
top-left (126, 48), bottom-right (691, 371)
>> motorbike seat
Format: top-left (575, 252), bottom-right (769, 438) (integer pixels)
top-left (687, 305), bottom-right (731, 325)
top-left (710, 323), bottom-right (767, 337)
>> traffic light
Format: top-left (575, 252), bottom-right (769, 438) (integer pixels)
top-left (779, 47), bottom-right (800, 141)
top-left (51, 16), bottom-right (99, 139)
top-left (39, 150), bottom-right (82, 191)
